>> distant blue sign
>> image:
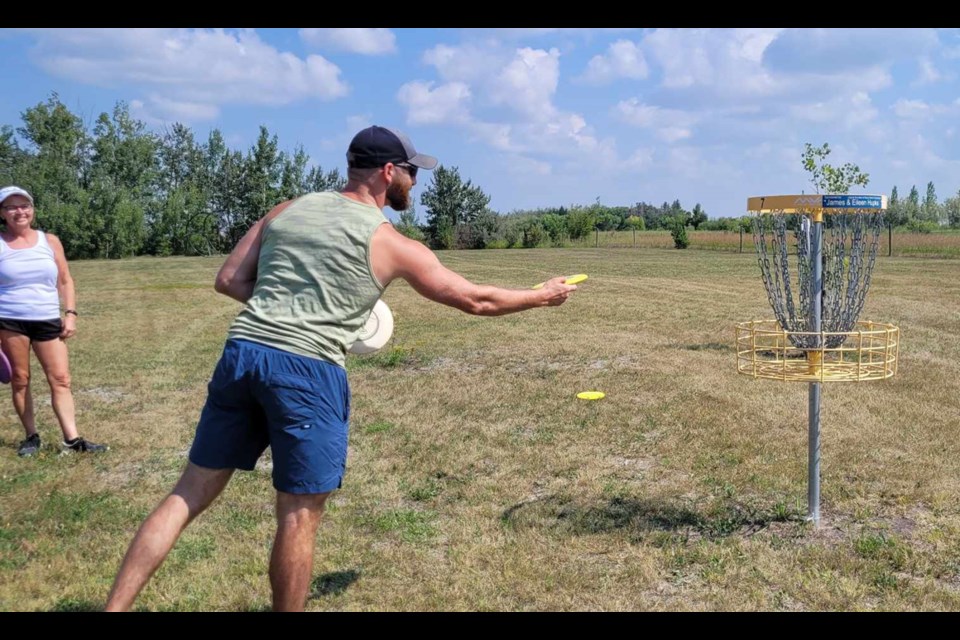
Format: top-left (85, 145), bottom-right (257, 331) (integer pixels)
top-left (823, 195), bottom-right (884, 209)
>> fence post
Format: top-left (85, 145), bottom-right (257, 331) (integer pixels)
top-left (888, 223), bottom-right (892, 257)
top-left (739, 227), bottom-right (743, 253)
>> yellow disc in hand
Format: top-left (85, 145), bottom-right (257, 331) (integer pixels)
top-left (533, 274), bottom-right (589, 289)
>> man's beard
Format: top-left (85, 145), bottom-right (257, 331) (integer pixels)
top-left (386, 181), bottom-right (411, 211)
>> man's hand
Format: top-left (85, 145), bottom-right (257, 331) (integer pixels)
top-left (538, 276), bottom-right (577, 307)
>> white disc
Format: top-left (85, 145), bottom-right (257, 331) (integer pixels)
top-left (348, 299), bottom-right (394, 354)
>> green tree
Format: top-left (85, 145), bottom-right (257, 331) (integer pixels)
top-left (16, 93), bottom-right (92, 257)
top-left (669, 215), bottom-right (689, 249)
top-left (519, 218), bottom-right (546, 248)
top-left (885, 185), bottom-right (905, 227)
top-left (306, 165), bottom-right (345, 192)
top-left (395, 203), bottom-right (426, 242)
top-left (565, 205), bottom-right (595, 240)
top-left (923, 181), bottom-right (941, 224)
top-left (801, 142), bottom-right (869, 194)
top-left (670, 199), bottom-right (686, 218)
top-left (456, 208), bottom-right (501, 249)
top-left (232, 126), bottom-right (282, 245)
top-left (689, 203), bottom-right (707, 230)
top-left (86, 102), bottom-right (158, 257)
top-left (420, 165), bottom-right (491, 250)
top-left (149, 123), bottom-right (217, 256)
top-left (203, 130), bottom-right (244, 251)
top-left (903, 185), bottom-right (921, 223)
top-left (540, 212), bottom-right (567, 246)
top-left (592, 199), bottom-right (621, 231)
top-left (0, 125), bottom-right (28, 185)
top-left (278, 144), bottom-right (310, 201)
top-left (944, 190), bottom-right (960, 228)
top-left (145, 124), bottom-right (213, 255)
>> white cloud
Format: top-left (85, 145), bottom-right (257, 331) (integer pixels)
top-left (914, 57), bottom-right (943, 85)
top-left (464, 113), bottom-right (617, 171)
top-left (130, 96), bottom-right (220, 125)
top-left (423, 43), bottom-right (510, 84)
top-left (423, 43), bottom-right (564, 121)
top-left (891, 98), bottom-right (960, 128)
top-left (314, 114), bottom-right (375, 154)
top-left (397, 81), bottom-right (472, 126)
top-left (763, 28), bottom-right (939, 74)
top-left (642, 28), bottom-right (783, 98)
top-left (414, 42), bottom-right (610, 162)
top-left (640, 28), bottom-right (908, 105)
top-left (299, 28), bottom-right (396, 55)
top-left (623, 147), bottom-right (655, 171)
top-left (488, 47), bottom-right (562, 120)
top-left (789, 92), bottom-right (878, 130)
top-left (502, 154), bottom-right (553, 176)
top-left (615, 98), bottom-right (697, 142)
top-left (22, 28), bottom-right (348, 122)
top-left (643, 29), bottom-right (715, 89)
top-left (893, 99), bottom-right (932, 119)
top-left (491, 28), bottom-right (638, 40)
top-left (895, 132), bottom-right (960, 176)
top-left (579, 40), bottom-right (649, 84)
top-left (460, 122), bottom-right (508, 152)
top-left (662, 145), bottom-right (744, 186)
top-left (346, 114), bottom-right (373, 132)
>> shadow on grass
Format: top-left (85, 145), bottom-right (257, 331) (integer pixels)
top-left (684, 342), bottom-right (734, 353)
top-left (49, 598), bottom-right (101, 612)
top-left (502, 494), bottom-right (802, 541)
top-left (44, 571), bottom-right (362, 612)
top-left (309, 569), bottom-right (361, 599)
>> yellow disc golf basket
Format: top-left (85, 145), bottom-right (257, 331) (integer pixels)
top-left (736, 194), bottom-right (900, 525)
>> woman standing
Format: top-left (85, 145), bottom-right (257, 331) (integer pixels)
top-left (0, 186), bottom-right (106, 456)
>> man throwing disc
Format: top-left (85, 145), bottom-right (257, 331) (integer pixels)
top-left (106, 126), bottom-right (578, 612)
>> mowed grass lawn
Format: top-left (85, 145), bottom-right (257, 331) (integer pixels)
top-left (1, 248), bottom-right (958, 611)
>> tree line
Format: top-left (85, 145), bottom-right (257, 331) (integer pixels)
top-left (3, 95), bottom-right (957, 259)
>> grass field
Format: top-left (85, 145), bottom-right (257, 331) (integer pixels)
top-left (1, 248), bottom-right (959, 611)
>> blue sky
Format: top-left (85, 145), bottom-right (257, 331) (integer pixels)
top-left (1, 28), bottom-right (959, 220)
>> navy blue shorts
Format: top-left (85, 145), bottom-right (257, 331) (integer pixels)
top-left (189, 338), bottom-right (350, 494)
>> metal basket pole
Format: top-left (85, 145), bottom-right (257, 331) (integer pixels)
top-left (808, 209), bottom-right (823, 526)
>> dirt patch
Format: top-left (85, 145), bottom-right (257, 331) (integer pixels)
top-left (78, 387), bottom-right (128, 403)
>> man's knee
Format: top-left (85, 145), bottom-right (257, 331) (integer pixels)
top-left (276, 491), bottom-right (330, 528)
top-left (171, 463), bottom-right (234, 519)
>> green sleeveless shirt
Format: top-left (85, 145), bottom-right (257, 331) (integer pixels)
top-left (227, 192), bottom-right (388, 367)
